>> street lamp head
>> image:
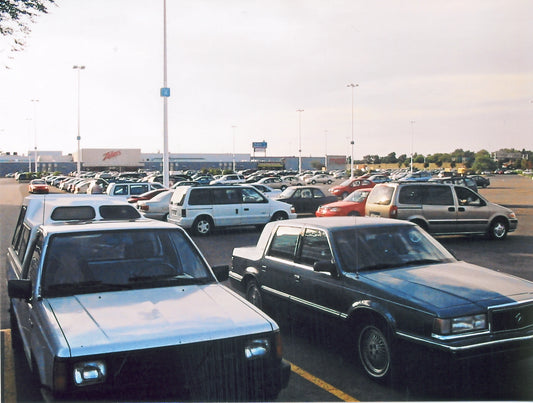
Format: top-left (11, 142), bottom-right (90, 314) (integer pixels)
top-left (73, 65), bottom-right (86, 70)
top-left (347, 83), bottom-right (359, 88)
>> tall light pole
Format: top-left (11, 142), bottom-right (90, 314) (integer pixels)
top-left (161, 0), bottom-right (170, 188)
top-left (232, 125), bottom-right (237, 172)
top-left (73, 65), bottom-right (85, 176)
top-left (30, 99), bottom-right (39, 173)
top-left (26, 118), bottom-right (32, 172)
top-left (297, 109), bottom-right (304, 173)
top-left (410, 120), bottom-right (415, 173)
top-left (324, 129), bottom-right (328, 171)
top-left (347, 83), bottom-right (358, 179)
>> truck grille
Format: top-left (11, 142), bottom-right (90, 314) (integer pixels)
top-left (490, 301), bottom-right (533, 332)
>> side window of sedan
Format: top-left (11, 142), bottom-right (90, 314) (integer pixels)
top-left (267, 226), bottom-right (300, 260)
top-left (299, 229), bottom-right (332, 266)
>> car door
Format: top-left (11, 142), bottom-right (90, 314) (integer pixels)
top-left (241, 187), bottom-right (270, 224)
top-left (453, 186), bottom-right (490, 234)
top-left (420, 185), bottom-right (458, 234)
top-left (211, 187), bottom-right (242, 226)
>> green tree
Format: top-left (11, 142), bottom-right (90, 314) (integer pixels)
top-left (1, 0), bottom-right (55, 57)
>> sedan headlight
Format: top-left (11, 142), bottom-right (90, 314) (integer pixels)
top-left (433, 314), bottom-right (487, 336)
top-left (244, 338), bottom-right (271, 360)
top-left (73, 360), bottom-right (106, 386)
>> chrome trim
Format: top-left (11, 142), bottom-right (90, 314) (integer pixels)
top-left (397, 331), bottom-right (533, 352)
top-left (488, 298), bottom-right (533, 310)
top-left (262, 285), bottom-right (348, 319)
top-left (431, 329), bottom-right (490, 341)
top-left (228, 271), bottom-right (243, 282)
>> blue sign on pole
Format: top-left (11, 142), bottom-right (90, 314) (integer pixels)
top-left (252, 141), bottom-right (267, 150)
top-left (160, 87), bottom-right (170, 97)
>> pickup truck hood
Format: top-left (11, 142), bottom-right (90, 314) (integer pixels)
top-left (360, 261), bottom-right (533, 312)
top-left (47, 284), bottom-right (274, 357)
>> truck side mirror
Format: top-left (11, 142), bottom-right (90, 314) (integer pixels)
top-left (8, 279), bottom-right (32, 299)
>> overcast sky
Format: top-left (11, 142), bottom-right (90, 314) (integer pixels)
top-left (1, 0), bottom-right (532, 160)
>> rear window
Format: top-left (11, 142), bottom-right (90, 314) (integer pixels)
top-left (99, 205), bottom-right (141, 219)
top-left (367, 185), bottom-right (394, 205)
top-left (51, 206), bottom-right (96, 221)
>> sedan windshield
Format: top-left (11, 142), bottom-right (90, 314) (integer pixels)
top-left (333, 225), bottom-right (455, 273)
top-left (42, 229), bottom-right (213, 297)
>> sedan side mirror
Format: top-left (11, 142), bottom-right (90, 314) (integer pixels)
top-left (212, 265), bottom-right (229, 282)
top-left (313, 260), bottom-right (338, 278)
top-left (8, 279), bottom-right (32, 299)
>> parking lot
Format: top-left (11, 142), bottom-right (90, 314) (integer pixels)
top-left (1, 175), bottom-right (533, 401)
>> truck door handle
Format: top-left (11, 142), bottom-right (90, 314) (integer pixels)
top-left (448, 207), bottom-right (455, 212)
top-left (235, 208), bottom-right (239, 214)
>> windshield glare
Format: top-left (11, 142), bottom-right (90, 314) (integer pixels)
top-left (279, 187), bottom-right (296, 198)
top-left (333, 226), bottom-right (455, 272)
top-left (42, 229), bottom-right (213, 297)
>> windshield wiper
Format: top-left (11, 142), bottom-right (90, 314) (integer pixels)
top-left (46, 281), bottom-right (133, 296)
top-left (359, 259), bottom-right (444, 271)
top-left (128, 274), bottom-right (213, 285)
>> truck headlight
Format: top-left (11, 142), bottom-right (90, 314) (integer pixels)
top-left (73, 360), bottom-right (106, 386)
top-left (244, 338), bottom-right (270, 360)
top-left (433, 314), bottom-right (487, 336)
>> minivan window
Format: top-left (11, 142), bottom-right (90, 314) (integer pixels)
top-left (212, 188), bottom-right (241, 204)
top-left (423, 185), bottom-right (454, 205)
top-left (455, 186), bottom-right (484, 206)
top-left (367, 185), bottom-right (394, 205)
top-left (188, 188), bottom-right (212, 205)
top-left (398, 186), bottom-right (423, 204)
top-left (242, 187), bottom-right (266, 203)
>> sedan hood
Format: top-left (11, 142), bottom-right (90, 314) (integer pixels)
top-left (47, 285), bottom-right (274, 357)
top-left (361, 261), bottom-right (533, 312)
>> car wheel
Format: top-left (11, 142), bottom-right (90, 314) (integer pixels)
top-left (488, 218), bottom-right (508, 240)
top-left (311, 180), bottom-right (316, 184)
top-left (358, 323), bottom-right (392, 380)
top-left (246, 280), bottom-right (263, 309)
top-left (327, 180), bottom-right (332, 184)
top-left (192, 216), bottom-right (213, 236)
top-left (271, 211), bottom-right (287, 221)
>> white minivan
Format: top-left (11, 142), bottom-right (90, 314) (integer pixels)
top-left (168, 185), bottom-right (296, 235)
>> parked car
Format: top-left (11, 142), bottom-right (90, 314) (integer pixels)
top-left (398, 171), bottom-right (433, 182)
top-left (468, 174), bottom-right (491, 188)
top-left (106, 182), bottom-right (165, 199)
top-left (249, 183), bottom-right (282, 199)
top-left (429, 176), bottom-right (478, 192)
top-left (315, 188), bottom-right (371, 217)
top-left (137, 189), bottom-right (174, 220)
top-left (209, 174), bottom-right (246, 185)
top-left (328, 178), bottom-right (377, 199)
top-left (365, 182), bottom-right (517, 239)
top-left (168, 185), bottom-right (296, 236)
top-left (127, 188), bottom-right (168, 204)
top-left (171, 180), bottom-right (200, 188)
top-left (281, 175), bottom-right (302, 186)
top-left (229, 217), bottom-right (533, 381)
top-left (28, 179), bottom-right (49, 194)
top-left (276, 186), bottom-right (338, 214)
top-left (7, 195), bottom-right (290, 401)
top-left (255, 176), bottom-right (289, 190)
top-left (304, 173), bottom-right (334, 185)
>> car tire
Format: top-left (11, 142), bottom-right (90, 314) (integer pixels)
top-left (192, 216), bottom-right (213, 236)
top-left (311, 180), bottom-right (316, 184)
top-left (271, 211), bottom-right (288, 221)
top-left (246, 280), bottom-right (263, 309)
top-left (357, 322), bottom-right (393, 381)
top-left (488, 218), bottom-right (508, 240)
top-left (327, 180), bottom-right (332, 184)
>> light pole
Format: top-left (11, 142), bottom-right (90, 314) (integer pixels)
top-left (161, 0), bottom-right (170, 188)
top-left (73, 65), bottom-right (85, 176)
top-left (324, 129), bottom-right (328, 171)
top-left (232, 125), bottom-right (237, 172)
top-left (297, 109), bottom-right (304, 173)
top-left (30, 99), bottom-right (39, 173)
top-left (410, 120), bottom-right (415, 173)
top-left (26, 118), bottom-right (32, 172)
top-left (347, 83), bottom-right (358, 179)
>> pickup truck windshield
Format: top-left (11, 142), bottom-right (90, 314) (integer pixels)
top-left (42, 229), bottom-right (213, 297)
top-left (333, 226), bottom-right (455, 273)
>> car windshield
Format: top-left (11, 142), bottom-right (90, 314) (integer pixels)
top-left (332, 225), bottom-right (455, 272)
top-left (339, 179), bottom-right (353, 187)
top-left (279, 187), bottom-right (296, 198)
top-left (345, 190), bottom-right (370, 202)
top-left (42, 229), bottom-right (213, 297)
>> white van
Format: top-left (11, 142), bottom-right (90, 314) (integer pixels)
top-left (168, 185), bottom-right (296, 235)
top-left (106, 182), bottom-right (165, 199)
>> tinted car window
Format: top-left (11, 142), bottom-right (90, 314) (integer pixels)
top-left (212, 188), bottom-right (241, 204)
top-left (130, 184), bottom-right (149, 195)
top-left (242, 187), bottom-right (266, 203)
top-left (454, 186), bottom-right (483, 206)
top-left (423, 185), bottom-right (454, 205)
top-left (299, 228), bottom-right (332, 265)
top-left (398, 185), bottom-right (423, 204)
top-left (188, 188), bottom-right (212, 205)
top-left (113, 184), bottom-right (129, 195)
top-left (267, 226), bottom-right (300, 260)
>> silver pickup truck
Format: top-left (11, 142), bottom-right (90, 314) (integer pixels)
top-left (7, 194), bottom-right (290, 401)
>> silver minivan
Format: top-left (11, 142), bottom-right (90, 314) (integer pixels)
top-left (365, 182), bottom-right (517, 239)
top-left (168, 185), bottom-right (296, 235)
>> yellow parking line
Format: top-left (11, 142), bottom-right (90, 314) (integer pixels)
top-left (288, 360), bottom-right (358, 402)
top-left (1, 329), bottom-right (17, 403)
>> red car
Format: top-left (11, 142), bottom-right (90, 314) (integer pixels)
top-left (315, 188), bottom-right (371, 217)
top-left (127, 188), bottom-right (168, 203)
top-left (328, 178), bottom-right (376, 198)
top-left (28, 179), bottom-right (49, 194)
